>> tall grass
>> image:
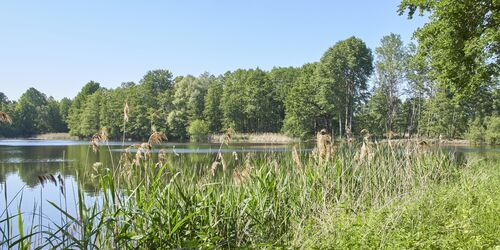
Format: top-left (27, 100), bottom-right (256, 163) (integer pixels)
top-left (2, 139), bottom-right (496, 248)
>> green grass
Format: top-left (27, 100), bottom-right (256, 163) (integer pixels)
top-left (2, 142), bottom-right (499, 249)
top-left (295, 157), bottom-right (500, 249)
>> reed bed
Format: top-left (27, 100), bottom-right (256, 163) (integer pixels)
top-left (2, 138), bottom-right (495, 249)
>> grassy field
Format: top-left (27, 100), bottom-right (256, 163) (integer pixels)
top-left (1, 139), bottom-right (499, 249)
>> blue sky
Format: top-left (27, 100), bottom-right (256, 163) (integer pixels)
top-left (0, 1), bottom-right (427, 100)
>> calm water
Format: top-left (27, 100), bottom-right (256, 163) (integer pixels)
top-left (0, 140), bottom-right (498, 244)
top-left (0, 139), bottom-right (302, 243)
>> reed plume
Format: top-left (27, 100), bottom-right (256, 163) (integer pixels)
top-left (148, 130), bottom-right (167, 145)
top-left (292, 146), bottom-right (303, 171)
top-left (358, 129), bottom-right (372, 163)
top-left (316, 129), bottom-right (332, 160)
top-left (0, 111), bottom-right (12, 124)
top-left (222, 128), bottom-right (235, 145)
top-left (123, 102), bottom-right (129, 122)
top-left (122, 102), bottom-right (129, 146)
top-left (217, 152), bottom-right (227, 172)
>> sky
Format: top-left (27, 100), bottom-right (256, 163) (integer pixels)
top-left (0, 1), bottom-right (427, 101)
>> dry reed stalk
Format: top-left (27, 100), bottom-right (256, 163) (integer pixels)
top-left (386, 130), bottom-right (397, 149)
top-left (217, 152), bottom-right (227, 172)
top-left (90, 136), bottom-right (99, 153)
top-left (89, 128), bottom-right (109, 152)
top-left (292, 146), bottom-right (303, 171)
top-left (357, 129), bottom-right (372, 163)
top-left (148, 130), bottom-right (167, 145)
top-left (358, 141), bottom-right (371, 163)
top-left (123, 102), bottom-right (129, 122)
top-left (222, 128), bottom-right (235, 145)
top-left (158, 149), bottom-right (168, 165)
top-left (267, 154), bottom-right (279, 172)
top-left (0, 111), bottom-right (12, 124)
top-left (38, 174), bottom-right (65, 195)
top-left (317, 129), bottom-right (332, 160)
top-left (233, 153), bottom-right (253, 185)
top-left (210, 161), bottom-right (220, 176)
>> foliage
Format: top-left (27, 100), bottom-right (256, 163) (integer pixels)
top-left (5, 142), bottom-right (500, 248)
top-left (317, 36), bottom-right (373, 138)
top-left (187, 119), bottom-right (209, 142)
top-left (374, 33), bottom-right (408, 132)
top-left (467, 115), bottom-right (500, 145)
top-left (299, 156), bottom-right (500, 248)
top-left (398, 0), bottom-right (500, 96)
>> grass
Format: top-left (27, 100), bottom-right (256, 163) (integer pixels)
top-left (1, 140), bottom-right (499, 249)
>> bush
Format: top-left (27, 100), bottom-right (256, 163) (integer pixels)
top-left (188, 119), bottom-right (209, 142)
top-left (467, 115), bottom-right (500, 145)
top-left (484, 116), bottom-right (500, 145)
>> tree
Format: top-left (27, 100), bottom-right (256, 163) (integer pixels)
top-left (268, 67), bottom-right (301, 126)
top-left (204, 77), bottom-right (224, 133)
top-left (357, 88), bottom-right (389, 136)
top-left (140, 69), bottom-right (174, 96)
top-left (221, 68), bottom-right (281, 133)
top-left (317, 36), bottom-right (373, 138)
top-left (58, 98), bottom-right (72, 132)
top-left (46, 97), bottom-right (66, 132)
top-left (168, 75), bottom-right (209, 139)
top-left (283, 63), bottom-right (325, 138)
top-left (374, 33), bottom-right (408, 133)
top-left (15, 88), bottom-right (49, 136)
top-left (67, 81), bottom-right (101, 137)
top-left (398, 0), bottom-right (500, 96)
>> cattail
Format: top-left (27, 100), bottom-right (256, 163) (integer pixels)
top-left (123, 102), bottom-right (129, 122)
top-left (0, 111), bottom-right (12, 124)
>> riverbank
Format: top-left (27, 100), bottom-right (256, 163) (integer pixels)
top-left (32, 133), bottom-right (79, 140)
top-left (209, 132), bottom-right (299, 144)
top-left (297, 156), bottom-right (500, 248)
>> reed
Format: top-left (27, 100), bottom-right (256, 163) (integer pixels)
top-left (2, 133), bottom-right (497, 249)
top-left (0, 111), bottom-right (12, 124)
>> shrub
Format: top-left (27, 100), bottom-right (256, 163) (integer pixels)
top-left (467, 115), bottom-right (500, 145)
top-left (484, 115), bottom-right (500, 145)
top-left (188, 119), bottom-right (209, 142)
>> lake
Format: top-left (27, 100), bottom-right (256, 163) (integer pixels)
top-left (0, 139), bottom-right (305, 240)
top-left (1, 139), bottom-right (499, 244)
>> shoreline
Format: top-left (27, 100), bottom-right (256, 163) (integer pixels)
top-left (0, 132), bottom-right (479, 146)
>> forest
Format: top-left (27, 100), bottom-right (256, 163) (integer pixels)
top-left (1, 1), bottom-right (499, 143)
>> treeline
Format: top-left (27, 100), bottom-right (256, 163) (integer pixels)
top-left (0, 89), bottom-right (71, 137)
top-left (1, 32), bottom-right (499, 142)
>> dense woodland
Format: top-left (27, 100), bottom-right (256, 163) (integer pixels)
top-left (1, 0), bottom-right (499, 143)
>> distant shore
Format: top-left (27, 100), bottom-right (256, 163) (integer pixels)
top-left (0, 132), bottom-right (475, 146)
top-left (209, 133), bottom-right (299, 144)
top-left (31, 133), bottom-right (79, 140)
